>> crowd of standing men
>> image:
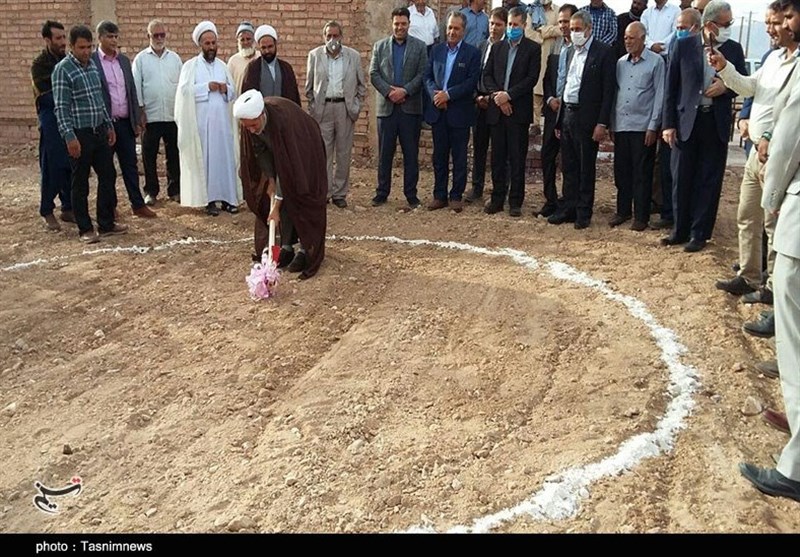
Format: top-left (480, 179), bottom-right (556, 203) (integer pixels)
top-left (28, 1), bottom-right (800, 503)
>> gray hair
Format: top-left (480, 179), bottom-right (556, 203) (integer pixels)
top-left (681, 8), bottom-right (703, 28)
top-left (323, 20), bottom-right (343, 37)
top-left (509, 6), bottom-right (528, 25)
top-left (572, 10), bottom-right (593, 29)
top-left (147, 19), bottom-right (164, 34)
top-left (447, 11), bottom-right (467, 28)
top-left (702, 1), bottom-right (732, 25)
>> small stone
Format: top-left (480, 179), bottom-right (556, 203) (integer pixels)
top-left (227, 517), bottom-right (254, 532)
top-left (284, 474), bottom-right (298, 487)
top-left (144, 508), bottom-right (157, 518)
top-left (742, 396), bottom-right (763, 416)
top-left (94, 329), bottom-right (105, 339)
top-left (474, 449), bottom-right (490, 459)
top-left (213, 517), bottom-right (227, 528)
top-left (732, 362), bottom-right (746, 373)
top-left (619, 525), bottom-right (636, 534)
top-left (2, 402), bottom-right (16, 417)
top-left (385, 494), bottom-right (402, 507)
top-left (711, 394), bottom-right (722, 404)
top-left (451, 478), bottom-right (463, 491)
top-left (623, 407), bottom-right (640, 418)
top-left (14, 339), bottom-right (29, 352)
top-left (62, 444), bottom-right (73, 455)
top-left (348, 439), bottom-right (365, 454)
top-left (91, 518), bottom-right (103, 526)
top-left (8, 491), bottom-right (20, 502)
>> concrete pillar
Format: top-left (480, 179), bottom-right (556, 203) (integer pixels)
top-left (91, 0), bottom-right (117, 29)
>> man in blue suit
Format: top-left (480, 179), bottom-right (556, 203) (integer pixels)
top-left (661, 1), bottom-right (746, 252)
top-left (424, 11), bottom-right (481, 212)
top-left (92, 21), bottom-right (156, 219)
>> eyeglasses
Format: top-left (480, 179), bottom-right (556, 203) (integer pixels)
top-left (712, 20), bottom-right (734, 29)
top-left (151, 33), bottom-right (166, 39)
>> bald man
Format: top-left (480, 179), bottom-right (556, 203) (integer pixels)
top-left (610, 21), bottom-right (665, 231)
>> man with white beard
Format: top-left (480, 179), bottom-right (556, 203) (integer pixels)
top-left (175, 21), bottom-right (241, 216)
top-left (227, 21), bottom-right (256, 93)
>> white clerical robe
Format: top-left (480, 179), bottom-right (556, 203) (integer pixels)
top-left (175, 55), bottom-right (241, 207)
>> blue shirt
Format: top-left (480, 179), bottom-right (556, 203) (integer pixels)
top-left (580, 3), bottom-right (617, 46)
top-left (392, 39), bottom-right (406, 86)
top-left (461, 7), bottom-right (489, 48)
top-left (443, 41), bottom-right (462, 92)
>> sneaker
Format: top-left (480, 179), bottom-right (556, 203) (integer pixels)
top-left (144, 194), bottom-right (156, 206)
top-left (715, 275), bottom-right (756, 296)
top-left (287, 251), bottom-right (308, 273)
top-left (406, 197), bottom-right (421, 210)
top-left (99, 223), bottom-right (129, 236)
top-left (43, 214), bottom-right (61, 231)
top-left (79, 231), bottom-right (100, 244)
top-left (742, 287), bottom-right (774, 305)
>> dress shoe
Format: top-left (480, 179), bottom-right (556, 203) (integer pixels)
top-left (371, 195), bottom-right (387, 207)
top-left (79, 231), bottom-right (100, 244)
top-left (650, 218), bottom-right (674, 230)
top-left (684, 238), bottom-right (707, 252)
top-left (484, 200), bottom-right (503, 214)
top-left (449, 199), bottom-right (464, 213)
top-left (407, 197), bottom-right (421, 209)
top-left (508, 206), bottom-right (522, 217)
top-left (144, 194), bottom-right (157, 206)
top-left (206, 202), bottom-right (220, 216)
top-left (660, 235), bottom-right (686, 246)
top-left (754, 360), bottom-right (780, 379)
top-left (99, 223), bottom-right (129, 236)
top-left (608, 214), bottom-right (631, 228)
top-left (630, 220), bottom-right (648, 232)
top-left (537, 204), bottom-right (557, 218)
top-left (739, 463), bottom-right (800, 502)
top-left (743, 312), bottom-right (775, 338)
top-left (574, 219), bottom-right (590, 230)
top-left (277, 248), bottom-right (295, 269)
top-left (287, 251), bottom-right (308, 273)
top-left (331, 198), bottom-right (348, 209)
top-left (742, 287), bottom-right (774, 305)
top-left (133, 205), bottom-right (157, 218)
top-left (548, 212), bottom-right (575, 225)
top-left (762, 408), bottom-right (790, 434)
top-left (715, 275), bottom-right (756, 296)
top-left (464, 189), bottom-right (483, 203)
top-left (427, 198), bottom-right (448, 211)
top-left (59, 209), bottom-right (75, 223)
top-left (221, 201), bottom-right (239, 214)
top-left (43, 214), bottom-right (61, 231)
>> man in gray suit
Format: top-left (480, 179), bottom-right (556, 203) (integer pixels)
top-left (369, 6), bottom-right (428, 208)
top-left (740, 0), bottom-right (800, 504)
top-left (306, 21), bottom-right (366, 209)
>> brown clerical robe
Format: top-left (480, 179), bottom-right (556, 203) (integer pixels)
top-left (240, 56), bottom-right (301, 106)
top-left (240, 96), bottom-right (327, 279)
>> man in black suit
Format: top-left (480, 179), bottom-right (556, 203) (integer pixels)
top-left (661, 1), bottom-right (747, 252)
top-left (483, 6), bottom-right (541, 217)
top-left (92, 21), bottom-right (155, 218)
top-left (540, 3), bottom-right (578, 217)
top-left (466, 6), bottom-right (507, 204)
top-left (549, 10), bottom-right (616, 229)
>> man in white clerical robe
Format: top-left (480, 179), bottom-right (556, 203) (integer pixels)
top-left (175, 20), bottom-right (241, 216)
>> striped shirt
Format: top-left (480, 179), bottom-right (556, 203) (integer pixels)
top-left (53, 52), bottom-right (111, 142)
top-left (580, 3), bottom-right (618, 46)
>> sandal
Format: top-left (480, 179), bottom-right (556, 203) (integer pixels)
top-left (205, 202), bottom-right (220, 216)
top-left (222, 201), bottom-right (239, 214)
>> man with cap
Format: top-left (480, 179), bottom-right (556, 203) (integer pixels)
top-left (175, 21), bottom-right (241, 216)
top-left (241, 24), bottom-right (301, 105)
top-left (227, 21), bottom-right (256, 93)
top-left (235, 89), bottom-right (327, 279)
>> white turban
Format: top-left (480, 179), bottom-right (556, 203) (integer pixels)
top-left (233, 89), bottom-right (266, 120)
top-left (236, 22), bottom-right (254, 37)
top-left (254, 24), bottom-right (278, 44)
top-left (192, 21), bottom-right (217, 46)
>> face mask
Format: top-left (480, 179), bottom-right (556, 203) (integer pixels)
top-left (326, 39), bottom-right (341, 53)
top-left (715, 26), bottom-right (731, 43)
top-left (506, 27), bottom-right (523, 42)
top-left (571, 30), bottom-right (588, 47)
top-left (675, 29), bottom-right (691, 40)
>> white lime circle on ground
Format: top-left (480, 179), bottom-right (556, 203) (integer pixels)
top-left (2, 234), bottom-right (701, 533)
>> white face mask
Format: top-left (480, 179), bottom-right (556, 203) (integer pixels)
top-left (715, 26), bottom-right (731, 43)
top-left (326, 38), bottom-right (341, 53)
top-left (571, 30), bottom-right (588, 47)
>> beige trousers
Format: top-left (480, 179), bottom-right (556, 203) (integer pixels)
top-left (738, 149), bottom-right (777, 288)
top-left (775, 253), bottom-right (800, 480)
top-left (319, 101), bottom-right (355, 200)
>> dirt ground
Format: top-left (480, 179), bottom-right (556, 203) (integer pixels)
top-left (0, 144), bottom-right (797, 534)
